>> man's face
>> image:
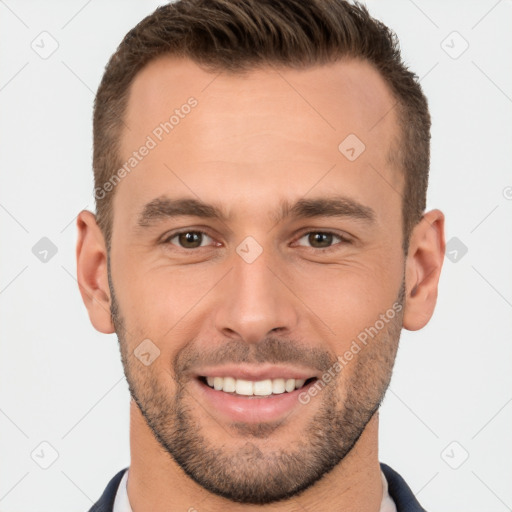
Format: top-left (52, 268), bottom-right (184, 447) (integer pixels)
top-left (109, 57), bottom-right (405, 503)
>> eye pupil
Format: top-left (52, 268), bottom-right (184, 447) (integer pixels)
top-left (179, 232), bottom-right (202, 248)
top-left (309, 232), bottom-right (333, 248)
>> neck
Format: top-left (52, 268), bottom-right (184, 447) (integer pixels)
top-left (127, 400), bottom-right (383, 512)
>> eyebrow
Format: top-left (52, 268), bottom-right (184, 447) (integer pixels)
top-left (137, 197), bottom-right (226, 226)
top-left (136, 195), bottom-right (375, 227)
top-left (278, 197), bottom-right (375, 224)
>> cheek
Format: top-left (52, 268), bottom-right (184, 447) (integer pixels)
top-left (285, 253), bottom-right (403, 347)
top-left (112, 257), bottom-right (224, 344)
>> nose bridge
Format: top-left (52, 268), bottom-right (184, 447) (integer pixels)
top-left (213, 248), bottom-right (298, 343)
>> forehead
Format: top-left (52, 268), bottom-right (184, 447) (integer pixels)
top-left (115, 56), bottom-right (402, 227)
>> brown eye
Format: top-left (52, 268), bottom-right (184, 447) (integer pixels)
top-left (295, 231), bottom-right (349, 249)
top-left (167, 231), bottom-right (212, 249)
top-left (308, 232), bottom-right (333, 248)
top-left (179, 232), bottom-right (202, 248)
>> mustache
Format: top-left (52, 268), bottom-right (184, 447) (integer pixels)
top-left (175, 335), bottom-right (337, 376)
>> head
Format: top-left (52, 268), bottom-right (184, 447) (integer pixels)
top-left (77, 0), bottom-right (445, 505)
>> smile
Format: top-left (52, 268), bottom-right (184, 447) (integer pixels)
top-left (200, 376), bottom-right (316, 397)
top-left (194, 375), bottom-right (320, 423)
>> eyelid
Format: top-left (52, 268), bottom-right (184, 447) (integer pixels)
top-left (292, 229), bottom-right (353, 250)
top-left (294, 228), bottom-right (353, 242)
top-left (160, 228), bottom-right (220, 247)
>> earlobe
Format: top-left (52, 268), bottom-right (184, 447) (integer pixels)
top-left (76, 210), bottom-right (115, 334)
top-left (403, 209), bottom-right (445, 331)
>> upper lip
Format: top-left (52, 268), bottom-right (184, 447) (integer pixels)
top-left (195, 364), bottom-right (318, 381)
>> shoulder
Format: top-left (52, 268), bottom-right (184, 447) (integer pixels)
top-left (380, 463), bottom-right (427, 512)
top-left (87, 468), bottom-right (128, 512)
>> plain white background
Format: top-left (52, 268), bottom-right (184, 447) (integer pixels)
top-left (0, 1), bottom-right (511, 510)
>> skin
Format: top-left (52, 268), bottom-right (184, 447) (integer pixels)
top-left (76, 56), bottom-right (445, 511)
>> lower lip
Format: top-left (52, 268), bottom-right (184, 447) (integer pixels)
top-left (193, 378), bottom-right (317, 424)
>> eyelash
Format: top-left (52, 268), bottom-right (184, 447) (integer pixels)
top-left (295, 230), bottom-right (352, 251)
top-left (161, 229), bottom-right (352, 251)
top-left (161, 229), bottom-right (216, 249)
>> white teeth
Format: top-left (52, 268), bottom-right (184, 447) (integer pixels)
top-left (272, 378), bottom-right (286, 394)
top-left (254, 379), bottom-right (273, 396)
top-left (213, 376), bottom-right (223, 391)
top-left (294, 379), bottom-right (306, 389)
top-left (223, 376), bottom-right (236, 393)
top-left (285, 379), bottom-right (295, 393)
top-left (235, 379), bottom-right (253, 396)
top-left (203, 376), bottom-right (311, 396)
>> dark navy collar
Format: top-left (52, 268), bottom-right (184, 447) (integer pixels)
top-left (88, 468), bottom-right (126, 512)
top-left (380, 463), bottom-right (427, 512)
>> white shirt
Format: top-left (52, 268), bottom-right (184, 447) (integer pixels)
top-left (113, 469), bottom-right (132, 512)
top-left (114, 468), bottom-right (397, 512)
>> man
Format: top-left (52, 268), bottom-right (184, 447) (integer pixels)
top-left (76, 0), bottom-right (445, 510)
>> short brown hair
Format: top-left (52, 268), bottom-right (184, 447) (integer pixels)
top-left (93, 0), bottom-right (430, 252)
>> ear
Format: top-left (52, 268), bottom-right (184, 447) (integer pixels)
top-left (403, 209), bottom-right (445, 331)
top-left (76, 210), bottom-right (115, 334)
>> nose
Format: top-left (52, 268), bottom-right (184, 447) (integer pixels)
top-left (213, 250), bottom-right (300, 344)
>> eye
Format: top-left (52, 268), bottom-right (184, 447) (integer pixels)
top-left (295, 231), bottom-right (349, 249)
top-left (164, 230), bottom-right (214, 249)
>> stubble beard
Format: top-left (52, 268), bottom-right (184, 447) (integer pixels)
top-left (109, 273), bottom-right (404, 504)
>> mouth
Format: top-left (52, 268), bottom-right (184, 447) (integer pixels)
top-left (198, 375), bottom-right (318, 398)
top-left (193, 374), bottom-right (320, 424)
